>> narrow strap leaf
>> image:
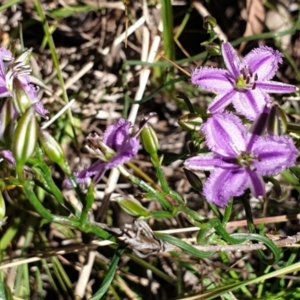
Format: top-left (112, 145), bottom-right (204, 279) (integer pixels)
top-left (89, 246), bottom-right (125, 300)
top-left (154, 232), bottom-right (214, 258)
top-left (231, 233), bottom-right (281, 264)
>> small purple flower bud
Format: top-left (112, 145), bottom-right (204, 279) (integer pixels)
top-left (12, 107), bottom-right (38, 167)
top-left (39, 130), bottom-right (65, 168)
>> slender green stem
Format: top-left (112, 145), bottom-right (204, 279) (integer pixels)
top-left (119, 166), bottom-right (172, 210)
top-left (80, 183), bottom-right (95, 225)
top-left (222, 199), bottom-right (233, 225)
top-left (242, 198), bottom-right (280, 264)
top-left (33, 0), bottom-right (78, 148)
top-left (160, 0), bottom-right (175, 88)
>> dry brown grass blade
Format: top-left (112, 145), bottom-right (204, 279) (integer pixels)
top-left (240, 0), bottom-right (266, 52)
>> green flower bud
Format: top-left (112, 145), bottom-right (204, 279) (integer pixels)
top-left (267, 105), bottom-right (287, 135)
top-left (287, 123), bottom-right (300, 136)
top-left (203, 16), bottom-right (217, 31)
top-left (115, 196), bottom-right (150, 217)
top-left (186, 140), bottom-right (201, 155)
top-left (140, 123), bottom-right (159, 156)
top-left (39, 130), bottom-right (65, 168)
top-left (178, 113), bottom-right (203, 132)
top-left (204, 42), bottom-right (221, 56)
top-left (0, 100), bottom-right (16, 147)
top-left (265, 176), bottom-right (288, 202)
top-left (11, 77), bottom-right (32, 115)
top-left (184, 168), bottom-right (203, 191)
top-left (0, 191), bottom-right (6, 220)
top-left (12, 107), bottom-right (38, 167)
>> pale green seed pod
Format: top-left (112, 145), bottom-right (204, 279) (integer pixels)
top-left (12, 107), bottom-right (38, 167)
top-left (39, 129), bottom-right (65, 168)
top-left (116, 196), bottom-right (150, 217)
top-left (140, 123), bottom-right (159, 156)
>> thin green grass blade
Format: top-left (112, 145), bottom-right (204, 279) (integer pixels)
top-left (0, 0), bottom-right (22, 11)
top-left (90, 246), bottom-right (125, 300)
top-left (0, 279), bottom-right (13, 300)
top-left (33, 0), bottom-right (79, 149)
top-left (179, 261), bottom-right (300, 299)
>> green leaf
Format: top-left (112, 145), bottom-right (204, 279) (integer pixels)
top-left (230, 233), bottom-right (281, 265)
top-left (90, 246), bottom-right (125, 300)
top-left (0, 280), bottom-right (13, 300)
top-left (154, 232), bottom-right (214, 258)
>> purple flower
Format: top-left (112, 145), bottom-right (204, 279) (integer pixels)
top-left (184, 112), bottom-right (298, 207)
top-left (0, 47), bottom-right (48, 117)
top-left (71, 119), bottom-right (140, 185)
top-left (191, 42), bottom-right (297, 120)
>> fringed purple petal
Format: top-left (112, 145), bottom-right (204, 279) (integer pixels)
top-left (247, 171), bottom-right (265, 198)
top-left (191, 67), bottom-right (233, 92)
top-left (202, 112), bottom-right (247, 157)
top-left (34, 102), bottom-right (48, 118)
top-left (232, 89), bottom-right (269, 121)
top-left (203, 169), bottom-right (249, 207)
top-left (0, 150), bottom-right (15, 165)
top-left (248, 105), bottom-right (270, 138)
top-left (105, 137), bottom-right (139, 170)
top-left (0, 62), bottom-right (9, 97)
top-left (0, 60), bottom-right (6, 79)
top-left (0, 47), bottom-right (13, 64)
top-left (221, 42), bottom-right (241, 77)
top-left (103, 118), bottom-right (132, 151)
top-left (243, 46), bottom-right (283, 81)
top-left (0, 86), bottom-right (10, 97)
top-left (18, 75), bottom-right (38, 101)
top-left (65, 160), bottom-right (106, 187)
top-left (93, 167), bottom-right (106, 183)
top-left (252, 135), bottom-right (298, 175)
top-left (207, 89), bottom-right (238, 114)
top-left (256, 81), bottom-right (297, 94)
top-left (184, 153), bottom-right (237, 171)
